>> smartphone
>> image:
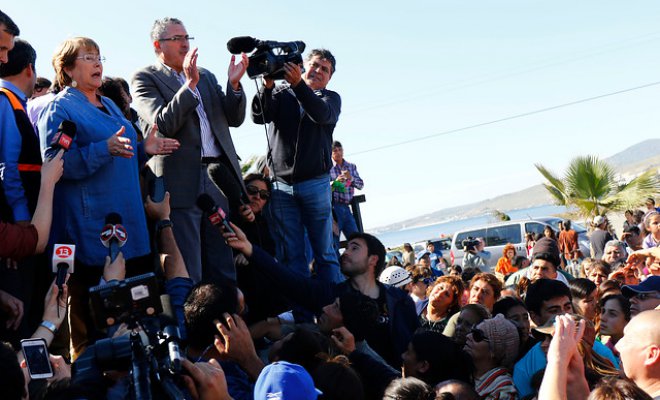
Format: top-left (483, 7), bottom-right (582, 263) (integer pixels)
top-left (150, 176), bottom-right (165, 203)
top-left (21, 338), bottom-right (53, 379)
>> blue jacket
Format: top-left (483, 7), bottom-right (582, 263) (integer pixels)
top-left (249, 246), bottom-right (419, 362)
top-left (513, 339), bottom-right (619, 397)
top-left (37, 87), bottom-right (149, 265)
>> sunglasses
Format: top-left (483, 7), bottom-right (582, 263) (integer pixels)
top-left (532, 330), bottom-right (552, 342)
top-left (246, 185), bottom-right (270, 200)
top-left (470, 329), bottom-right (490, 343)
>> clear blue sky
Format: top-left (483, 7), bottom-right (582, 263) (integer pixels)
top-left (7, 2), bottom-right (660, 229)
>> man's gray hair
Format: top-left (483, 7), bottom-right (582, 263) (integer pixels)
top-left (306, 48), bottom-right (336, 74)
top-left (150, 17), bottom-right (184, 43)
top-left (605, 240), bottom-right (626, 258)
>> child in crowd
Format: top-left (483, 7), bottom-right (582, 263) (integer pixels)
top-left (642, 211), bottom-right (660, 249)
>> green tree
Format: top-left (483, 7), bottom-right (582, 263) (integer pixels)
top-left (535, 155), bottom-right (660, 220)
top-left (491, 210), bottom-right (511, 221)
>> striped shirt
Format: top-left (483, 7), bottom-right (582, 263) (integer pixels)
top-left (163, 64), bottom-right (219, 157)
top-left (475, 367), bottom-right (518, 400)
top-left (329, 159), bottom-right (364, 204)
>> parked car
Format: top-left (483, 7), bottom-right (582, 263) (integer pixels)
top-left (413, 237), bottom-right (452, 257)
top-left (386, 250), bottom-right (404, 265)
top-left (449, 217), bottom-right (589, 271)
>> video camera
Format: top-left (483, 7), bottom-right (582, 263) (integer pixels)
top-left (89, 273), bottom-right (162, 329)
top-left (227, 36), bottom-right (306, 80)
top-left (462, 237), bottom-right (480, 252)
top-left (73, 273), bottom-right (186, 400)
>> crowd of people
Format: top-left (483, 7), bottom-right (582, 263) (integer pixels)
top-left (0, 8), bottom-right (660, 400)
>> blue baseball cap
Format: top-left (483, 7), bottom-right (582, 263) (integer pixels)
top-left (254, 361), bottom-right (322, 400)
top-left (622, 276), bottom-right (660, 298)
top-left (416, 251), bottom-right (430, 262)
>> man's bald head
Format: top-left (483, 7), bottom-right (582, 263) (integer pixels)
top-left (615, 310), bottom-right (660, 398)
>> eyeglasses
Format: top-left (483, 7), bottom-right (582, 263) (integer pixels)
top-left (77, 54), bottom-right (105, 63)
top-left (470, 329), bottom-right (490, 343)
top-left (159, 35), bottom-right (194, 42)
top-left (246, 185), bottom-right (270, 200)
top-left (634, 292), bottom-right (660, 301)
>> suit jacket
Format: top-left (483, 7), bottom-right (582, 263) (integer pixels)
top-left (131, 63), bottom-right (246, 208)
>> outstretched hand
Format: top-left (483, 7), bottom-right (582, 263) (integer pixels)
top-left (41, 150), bottom-right (64, 187)
top-left (221, 222), bottom-right (253, 257)
top-left (42, 279), bottom-right (68, 328)
top-left (107, 126), bottom-right (134, 158)
top-left (143, 124), bottom-right (180, 155)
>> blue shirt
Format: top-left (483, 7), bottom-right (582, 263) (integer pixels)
top-left (513, 340), bottom-right (619, 398)
top-left (0, 80), bottom-right (33, 221)
top-left (37, 87), bottom-right (149, 265)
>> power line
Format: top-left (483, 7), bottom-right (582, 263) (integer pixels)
top-left (344, 31), bottom-right (660, 116)
top-left (349, 80), bottom-right (660, 157)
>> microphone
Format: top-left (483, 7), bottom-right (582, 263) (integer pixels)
top-left (196, 194), bottom-right (235, 234)
top-left (48, 120), bottom-right (77, 159)
top-left (159, 294), bottom-right (183, 373)
top-left (227, 36), bottom-right (306, 55)
top-left (227, 36), bottom-right (259, 54)
top-left (52, 244), bottom-right (75, 317)
top-left (100, 213), bottom-right (127, 263)
top-left (52, 244), bottom-right (75, 289)
top-left (207, 163), bottom-right (248, 212)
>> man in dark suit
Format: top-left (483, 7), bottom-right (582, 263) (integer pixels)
top-left (132, 17), bottom-right (249, 283)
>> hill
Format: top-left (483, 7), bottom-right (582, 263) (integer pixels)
top-left (374, 139), bottom-right (660, 233)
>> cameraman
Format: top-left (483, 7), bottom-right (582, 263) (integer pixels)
top-left (251, 49), bottom-right (343, 283)
top-left (462, 238), bottom-right (486, 269)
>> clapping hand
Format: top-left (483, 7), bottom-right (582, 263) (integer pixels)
top-left (183, 48), bottom-right (200, 90)
top-left (228, 53), bottom-right (249, 91)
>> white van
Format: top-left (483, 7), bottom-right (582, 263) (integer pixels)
top-left (449, 217), bottom-right (590, 271)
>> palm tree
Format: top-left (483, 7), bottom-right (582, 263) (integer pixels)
top-left (535, 155), bottom-right (660, 220)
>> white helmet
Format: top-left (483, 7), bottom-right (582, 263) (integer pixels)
top-left (379, 266), bottom-right (412, 288)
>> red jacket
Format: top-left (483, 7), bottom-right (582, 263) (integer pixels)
top-left (0, 222), bottom-right (37, 260)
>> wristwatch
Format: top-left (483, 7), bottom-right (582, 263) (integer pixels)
top-left (156, 219), bottom-right (173, 235)
top-left (40, 320), bottom-right (57, 334)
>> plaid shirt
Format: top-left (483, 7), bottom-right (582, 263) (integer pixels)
top-left (330, 159), bottom-right (364, 204)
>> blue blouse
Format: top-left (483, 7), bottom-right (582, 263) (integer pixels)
top-left (38, 87), bottom-right (149, 265)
